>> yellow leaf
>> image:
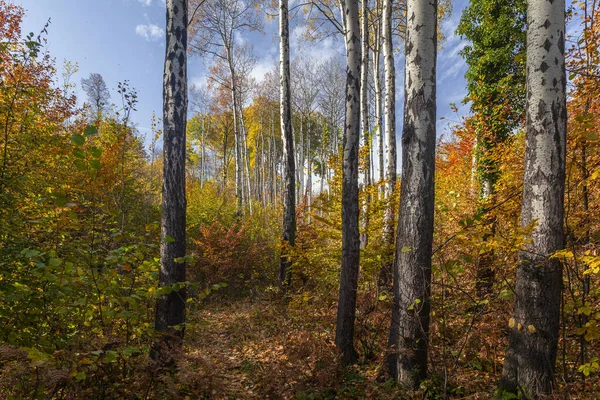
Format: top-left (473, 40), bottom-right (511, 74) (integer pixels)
top-left (508, 318), bottom-right (515, 328)
top-left (527, 325), bottom-right (536, 334)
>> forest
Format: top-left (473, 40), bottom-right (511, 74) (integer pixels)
top-left (0, 0), bottom-right (599, 398)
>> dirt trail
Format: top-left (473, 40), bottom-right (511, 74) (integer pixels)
top-left (184, 299), bottom-right (340, 399)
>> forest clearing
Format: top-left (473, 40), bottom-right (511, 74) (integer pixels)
top-left (1, 0), bottom-right (600, 398)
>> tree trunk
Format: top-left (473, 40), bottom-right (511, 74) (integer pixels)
top-left (298, 115), bottom-right (305, 206)
top-left (380, 0), bottom-right (396, 288)
top-left (152, 0), bottom-right (188, 363)
top-left (387, 0), bottom-right (437, 386)
top-left (373, 2), bottom-right (384, 187)
top-left (360, 0), bottom-right (371, 249)
top-left (335, 0), bottom-right (361, 364)
top-left (500, 0), bottom-right (566, 395)
top-left (307, 114), bottom-right (312, 224)
top-left (279, 0), bottom-right (296, 288)
top-left (226, 47), bottom-right (244, 215)
top-left (200, 116), bottom-right (205, 188)
top-left (240, 107), bottom-right (253, 214)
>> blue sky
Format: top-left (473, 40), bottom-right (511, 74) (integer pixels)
top-left (17, 0), bottom-right (470, 147)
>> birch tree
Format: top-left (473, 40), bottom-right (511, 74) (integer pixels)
top-left (189, 0), bottom-right (262, 215)
top-left (360, 0), bottom-right (371, 248)
top-left (335, 0), bottom-right (362, 364)
top-left (500, 0), bottom-right (566, 394)
top-left (279, 0), bottom-right (296, 288)
top-left (152, 0), bottom-right (188, 362)
top-left (380, 0), bottom-right (396, 287)
top-left (387, 0), bottom-right (437, 386)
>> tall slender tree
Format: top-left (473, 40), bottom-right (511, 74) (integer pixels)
top-left (371, 0), bottom-right (385, 186)
top-left (279, 0), bottom-right (296, 288)
top-left (387, 0), bottom-right (437, 386)
top-left (500, 0), bottom-right (566, 394)
top-left (380, 0), bottom-right (396, 287)
top-left (335, 0), bottom-right (362, 364)
top-left (360, 0), bottom-right (371, 248)
top-left (152, 0), bottom-right (188, 362)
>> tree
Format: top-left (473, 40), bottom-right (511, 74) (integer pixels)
top-left (360, 0), bottom-right (371, 248)
top-left (189, 0), bottom-right (262, 215)
top-left (291, 55), bottom-right (320, 214)
top-left (456, 0), bottom-right (526, 296)
top-left (370, 0), bottom-right (385, 186)
top-left (152, 0), bottom-right (188, 362)
top-left (335, 0), bottom-right (361, 364)
top-left (81, 72), bottom-right (110, 122)
top-left (380, 0), bottom-right (396, 287)
top-left (500, 0), bottom-right (566, 394)
top-left (279, 0), bottom-right (296, 288)
top-left (387, 0), bottom-right (437, 386)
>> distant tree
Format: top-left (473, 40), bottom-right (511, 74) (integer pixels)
top-left (500, 0), bottom-right (567, 394)
top-left (291, 55), bottom-right (320, 211)
top-left (152, 0), bottom-right (188, 363)
top-left (336, 0), bottom-right (362, 364)
top-left (189, 0), bottom-right (262, 215)
top-left (387, 0), bottom-right (437, 386)
top-left (81, 72), bottom-right (110, 122)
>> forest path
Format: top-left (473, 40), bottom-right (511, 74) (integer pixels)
top-left (184, 297), bottom-right (341, 399)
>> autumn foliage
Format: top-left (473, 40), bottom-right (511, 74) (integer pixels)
top-left (1, 0), bottom-right (600, 398)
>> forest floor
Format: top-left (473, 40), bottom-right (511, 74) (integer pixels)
top-left (184, 296), bottom-right (352, 399)
top-left (180, 294), bottom-right (479, 400)
top-left (176, 293), bottom-right (600, 400)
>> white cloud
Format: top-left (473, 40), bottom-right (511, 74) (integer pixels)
top-left (137, 0), bottom-right (152, 5)
top-left (190, 75), bottom-right (208, 90)
top-left (250, 57), bottom-right (276, 82)
top-left (135, 24), bottom-right (164, 41)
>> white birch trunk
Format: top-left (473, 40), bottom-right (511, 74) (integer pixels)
top-left (500, 0), bottom-right (566, 395)
top-left (387, 0), bottom-right (437, 387)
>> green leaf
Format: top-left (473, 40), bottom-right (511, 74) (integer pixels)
top-left (89, 159), bottom-right (101, 171)
top-left (72, 148), bottom-right (85, 158)
top-left (22, 249), bottom-right (41, 258)
top-left (164, 236), bottom-right (175, 243)
top-left (88, 146), bottom-right (103, 158)
top-left (103, 350), bottom-right (118, 363)
top-left (401, 246), bottom-right (414, 253)
top-left (84, 125), bottom-right (98, 136)
top-left (71, 134), bottom-right (85, 146)
top-left (75, 159), bottom-right (87, 171)
top-left (48, 258), bottom-right (62, 267)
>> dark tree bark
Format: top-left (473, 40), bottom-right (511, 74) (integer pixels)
top-left (387, 0), bottom-right (437, 387)
top-left (279, 0), bottom-right (296, 289)
top-left (335, 0), bottom-right (362, 364)
top-left (152, 0), bottom-right (188, 363)
top-left (500, 0), bottom-right (566, 395)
